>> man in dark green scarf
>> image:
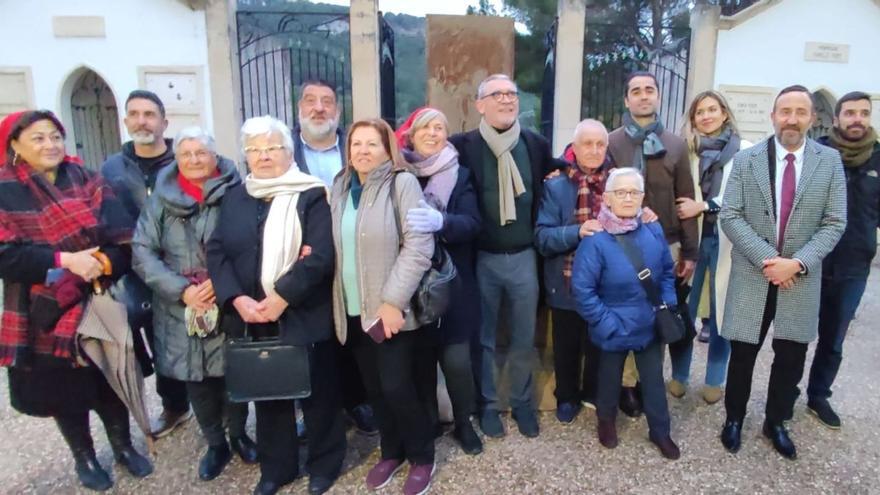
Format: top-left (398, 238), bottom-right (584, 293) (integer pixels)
top-left (807, 91), bottom-right (880, 429)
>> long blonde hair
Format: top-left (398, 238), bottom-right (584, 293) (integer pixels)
top-left (684, 90), bottom-right (740, 152)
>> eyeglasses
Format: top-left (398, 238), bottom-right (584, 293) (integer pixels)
top-left (481, 90), bottom-right (519, 103)
top-left (177, 150), bottom-right (213, 161)
top-left (608, 189), bottom-right (645, 199)
top-left (244, 145), bottom-right (287, 156)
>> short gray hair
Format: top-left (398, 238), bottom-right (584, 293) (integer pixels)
top-left (174, 126), bottom-right (216, 153)
top-left (605, 167), bottom-right (644, 192)
top-left (476, 74), bottom-right (518, 99)
top-left (572, 119), bottom-right (608, 142)
top-left (408, 108), bottom-right (449, 137)
top-left (240, 115), bottom-right (294, 153)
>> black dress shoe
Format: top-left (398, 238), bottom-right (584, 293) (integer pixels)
top-left (113, 445), bottom-right (154, 478)
top-left (619, 387), bottom-right (643, 418)
top-left (308, 476), bottom-right (336, 495)
top-left (453, 421), bottom-right (484, 455)
top-left (253, 476), bottom-right (296, 495)
top-left (763, 421), bottom-right (797, 460)
top-left (230, 434), bottom-right (259, 464)
top-left (348, 404), bottom-right (379, 435)
top-left (199, 443), bottom-right (232, 481)
top-left (720, 419), bottom-right (742, 453)
top-left (72, 449), bottom-right (113, 491)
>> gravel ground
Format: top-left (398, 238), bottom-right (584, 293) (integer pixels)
top-left (2, 265), bottom-right (879, 494)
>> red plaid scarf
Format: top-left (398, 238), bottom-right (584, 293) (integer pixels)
top-left (562, 146), bottom-right (607, 288)
top-left (0, 161), bottom-right (117, 366)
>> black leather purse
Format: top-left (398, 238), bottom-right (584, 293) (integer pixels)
top-left (389, 173), bottom-right (458, 326)
top-left (224, 323), bottom-right (312, 403)
top-left (613, 233), bottom-right (686, 344)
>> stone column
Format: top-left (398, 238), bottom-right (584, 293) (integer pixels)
top-left (685, 3), bottom-right (722, 100)
top-left (350, 0), bottom-right (381, 120)
top-left (204, 0), bottom-right (241, 159)
top-left (552, 0), bottom-right (587, 155)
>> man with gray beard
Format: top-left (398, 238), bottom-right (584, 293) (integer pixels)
top-left (291, 80), bottom-right (378, 436)
top-left (102, 90), bottom-right (193, 439)
top-left (292, 80), bottom-right (345, 187)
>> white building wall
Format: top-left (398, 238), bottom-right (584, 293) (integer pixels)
top-left (0, 0), bottom-right (214, 141)
top-left (715, 0), bottom-right (880, 98)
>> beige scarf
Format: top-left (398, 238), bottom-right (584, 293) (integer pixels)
top-left (245, 164), bottom-right (327, 298)
top-left (479, 118), bottom-right (525, 225)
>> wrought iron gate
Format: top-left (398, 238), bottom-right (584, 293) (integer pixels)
top-left (236, 10), bottom-right (353, 130)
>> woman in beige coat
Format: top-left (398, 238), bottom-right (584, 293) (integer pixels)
top-left (329, 118), bottom-right (437, 495)
top-left (668, 91), bottom-right (752, 404)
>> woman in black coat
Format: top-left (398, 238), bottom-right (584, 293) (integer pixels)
top-left (206, 116), bottom-right (345, 495)
top-left (397, 107), bottom-right (483, 455)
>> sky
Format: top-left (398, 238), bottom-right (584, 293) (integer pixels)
top-left (317, 0), bottom-right (508, 17)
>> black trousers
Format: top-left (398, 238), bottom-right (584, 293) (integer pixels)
top-left (133, 309), bottom-right (189, 414)
top-left (186, 377), bottom-right (248, 447)
top-left (349, 317), bottom-right (435, 465)
top-left (417, 325), bottom-right (477, 429)
top-left (254, 339), bottom-right (347, 483)
top-left (725, 285), bottom-right (809, 425)
top-left (552, 308), bottom-right (600, 405)
top-left (55, 376), bottom-right (132, 455)
top-left (335, 336), bottom-right (369, 411)
top-left (596, 341), bottom-right (670, 437)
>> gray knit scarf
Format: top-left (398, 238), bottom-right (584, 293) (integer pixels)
top-left (623, 112), bottom-right (666, 172)
top-left (479, 118), bottom-right (525, 225)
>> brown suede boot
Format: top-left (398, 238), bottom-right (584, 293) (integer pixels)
top-left (597, 417), bottom-right (618, 449)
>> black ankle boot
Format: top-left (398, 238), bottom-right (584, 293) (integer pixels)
top-left (102, 410), bottom-right (154, 478)
top-left (56, 415), bottom-right (113, 491)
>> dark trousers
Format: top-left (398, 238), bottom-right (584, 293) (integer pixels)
top-left (596, 341), bottom-right (670, 437)
top-left (134, 309), bottom-right (189, 414)
top-left (807, 277), bottom-right (868, 401)
top-left (186, 377), bottom-right (248, 447)
top-left (421, 331), bottom-right (478, 428)
top-left (55, 378), bottom-right (131, 455)
top-left (336, 336), bottom-right (369, 412)
top-left (552, 308), bottom-right (600, 405)
top-left (725, 285), bottom-right (809, 425)
top-left (254, 340), bottom-right (347, 483)
top-left (349, 317), bottom-right (435, 465)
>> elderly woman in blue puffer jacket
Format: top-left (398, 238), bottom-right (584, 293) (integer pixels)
top-left (571, 167), bottom-right (680, 460)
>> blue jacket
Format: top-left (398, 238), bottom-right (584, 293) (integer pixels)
top-left (534, 174), bottom-right (582, 311)
top-left (572, 222), bottom-right (676, 352)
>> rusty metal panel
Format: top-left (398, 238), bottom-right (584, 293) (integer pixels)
top-left (426, 15), bottom-right (515, 134)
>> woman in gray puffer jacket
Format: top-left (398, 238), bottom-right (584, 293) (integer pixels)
top-left (132, 127), bottom-right (256, 482)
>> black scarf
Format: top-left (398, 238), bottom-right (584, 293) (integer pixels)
top-left (623, 112), bottom-right (666, 171)
top-left (697, 125), bottom-right (740, 201)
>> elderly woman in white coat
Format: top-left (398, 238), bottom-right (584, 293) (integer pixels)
top-left (667, 90), bottom-right (752, 404)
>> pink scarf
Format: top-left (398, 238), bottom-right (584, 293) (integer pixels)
top-left (597, 203), bottom-right (640, 234)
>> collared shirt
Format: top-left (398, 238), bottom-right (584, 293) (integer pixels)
top-left (773, 138), bottom-right (805, 234)
top-left (300, 134), bottom-right (342, 187)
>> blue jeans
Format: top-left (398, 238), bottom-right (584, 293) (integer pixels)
top-left (807, 277), bottom-right (868, 401)
top-left (669, 235), bottom-right (730, 387)
top-left (476, 249), bottom-right (539, 412)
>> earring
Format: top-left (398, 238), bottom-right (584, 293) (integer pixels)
top-left (11, 152), bottom-right (20, 166)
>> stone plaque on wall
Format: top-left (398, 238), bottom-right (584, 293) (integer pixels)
top-left (719, 84), bottom-right (776, 143)
top-left (0, 67), bottom-right (34, 119)
top-left (804, 42), bottom-right (849, 64)
top-left (138, 66), bottom-right (205, 139)
top-left (426, 15), bottom-right (514, 134)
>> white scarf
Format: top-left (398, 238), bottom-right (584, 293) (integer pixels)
top-left (245, 164), bottom-right (327, 298)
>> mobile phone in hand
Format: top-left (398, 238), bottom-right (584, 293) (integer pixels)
top-left (364, 318), bottom-right (386, 344)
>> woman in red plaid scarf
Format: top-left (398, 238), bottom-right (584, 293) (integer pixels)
top-left (0, 111), bottom-right (152, 491)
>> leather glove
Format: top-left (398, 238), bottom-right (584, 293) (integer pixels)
top-left (405, 200), bottom-right (444, 234)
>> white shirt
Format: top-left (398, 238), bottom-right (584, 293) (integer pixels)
top-left (773, 138), bottom-right (805, 240)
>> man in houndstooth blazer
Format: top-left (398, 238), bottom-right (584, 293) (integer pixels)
top-left (718, 85), bottom-right (847, 460)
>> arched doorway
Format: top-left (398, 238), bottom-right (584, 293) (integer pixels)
top-left (810, 89), bottom-right (836, 140)
top-left (68, 70), bottom-right (121, 170)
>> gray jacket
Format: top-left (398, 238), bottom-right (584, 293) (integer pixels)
top-left (719, 138), bottom-right (846, 345)
top-left (330, 162), bottom-right (434, 344)
top-left (132, 157), bottom-right (241, 381)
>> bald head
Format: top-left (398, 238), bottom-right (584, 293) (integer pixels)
top-left (571, 119), bottom-right (608, 171)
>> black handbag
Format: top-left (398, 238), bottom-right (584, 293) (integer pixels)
top-left (612, 233), bottom-right (686, 344)
top-left (389, 172), bottom-right (458, 326)
top-left (224, 323), bottom-right (312, 403)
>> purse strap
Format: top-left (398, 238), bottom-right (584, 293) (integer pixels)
top-left (611, 233), bottom-right (667, 310)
